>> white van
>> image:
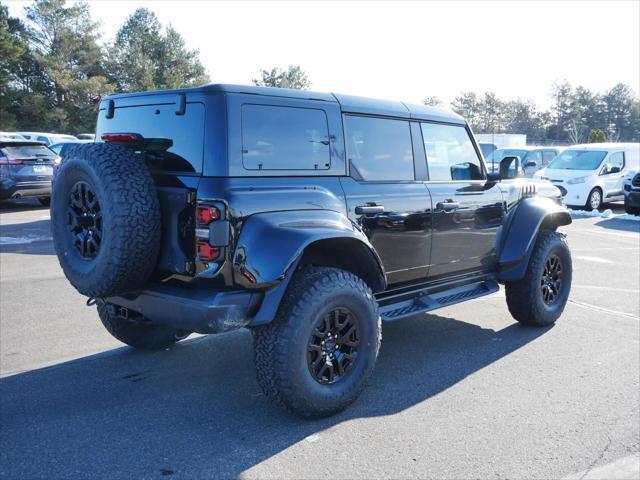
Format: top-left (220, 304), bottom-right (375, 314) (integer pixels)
top-left (534, 143), bottom-right (640, 210)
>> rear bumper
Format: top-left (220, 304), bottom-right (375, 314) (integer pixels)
top-left (105, 283), bottom-right (263, 334)
top-left (0, 180), bottom-right (52, 200)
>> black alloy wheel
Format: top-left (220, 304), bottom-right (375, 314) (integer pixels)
top-left (67, 181), bottom-right (102, 259)
top-left (307, 307), bottom-right (360, 385)
top-left (540, 254), bottom-right (563, 305)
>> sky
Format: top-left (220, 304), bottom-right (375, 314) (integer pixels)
top-left (6, 0), bottom-right (640, 109)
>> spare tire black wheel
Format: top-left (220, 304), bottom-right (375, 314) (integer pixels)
top-left (51, 143), bottom-right (161, 298)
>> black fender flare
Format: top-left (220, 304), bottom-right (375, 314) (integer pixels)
top-left (232, 210), bottom-right (386, 324)
top-left (497, 196), bottom-right (571, 282)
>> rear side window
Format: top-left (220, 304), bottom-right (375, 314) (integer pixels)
top-left (421, 123), bottom-right (483, 181)
top-left (242, 104), bottom-right (330, 170)
top-left (96, 103), bottom-right (205, 173)
top-left (345, 115), bottom-right (414, 181)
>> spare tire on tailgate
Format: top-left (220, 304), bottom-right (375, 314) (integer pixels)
top-left (51, 143), bottom-right (161, 298)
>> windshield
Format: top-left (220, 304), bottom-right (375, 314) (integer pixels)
top-left (0, 144), bottom-right (56, 159)
top-left (547, 150), bottom-right (607, 170)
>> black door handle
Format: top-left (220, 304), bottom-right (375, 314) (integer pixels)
top-left (355, 205), bottom-right (385, 214)
top-left (436, 201), bottom-right (460, 211)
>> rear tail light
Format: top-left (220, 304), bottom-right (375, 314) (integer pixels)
top-left (196, 206), bottom-right (221, 225)
top-left (0, 156), bottom-right (22, 165)
top-left (197, 242), bottom-right (220, 261)
top-left (195, 204), bottom-right (224, 263)
top-left (101, 133), bottom-right (142, 143)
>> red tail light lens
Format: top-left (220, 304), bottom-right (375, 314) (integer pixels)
top-left (101, 133), bottom-right (142, 143)
top-left (196, 206), bottom-right (221, 225)
top-left (0, 156), bottom-right (22, 165)
top-left (197, 241), bottom-right (220, 261)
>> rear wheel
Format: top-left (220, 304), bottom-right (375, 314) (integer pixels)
top-left (505, 231), bottom-right (572, 327)
top-left (252, 267), bottom-right (381, 418)
top-left (585, 188), bottom-right (602, 211)
top-left (97, 303), bottom-right (187, 350)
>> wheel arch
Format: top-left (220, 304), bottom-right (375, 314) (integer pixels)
top-left (236, 210), bottom-right (386, 325)
top-left (497, 196), bottom-right (571, 282)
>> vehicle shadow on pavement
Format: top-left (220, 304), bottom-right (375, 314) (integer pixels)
top-left (0, 314), bottom-right (550, 479)
top-left (0, 199), bottom-right (49, 213)
top-left (0, 219), bottom-right (53, 256)
top-left (594, 217), bottom-right (640, 233)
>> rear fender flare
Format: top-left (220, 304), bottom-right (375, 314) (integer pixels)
top-left (233, 210), bottom-right (385, 290)
top-left (497, 196), bottom-right (571, 281)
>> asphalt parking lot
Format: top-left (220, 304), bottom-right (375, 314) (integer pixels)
top-left (0, 199), bottom-right (638, 479)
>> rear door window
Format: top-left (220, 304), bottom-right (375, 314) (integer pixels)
top-left (420, 123), bottom-right (484, 181)
top-left (97, 103), bottom-right (205, 173)
top-left (241, 104), bottom-right (331, 170)
top-left (344, 115), bottom-right (414, 181)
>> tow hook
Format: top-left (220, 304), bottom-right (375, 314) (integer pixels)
top-left (85, 297), bottom-right (105, 307)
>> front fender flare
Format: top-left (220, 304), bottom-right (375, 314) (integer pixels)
top-left (497, 196), bottom-right (571, 282)
top-left (232, 210), bottom-right (385, 290)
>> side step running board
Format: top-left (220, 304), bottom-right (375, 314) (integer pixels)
top-left (379, 279), bottom-right (499, 322)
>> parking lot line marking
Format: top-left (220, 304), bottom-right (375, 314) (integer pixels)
top-left (572, 285), bottom-right (640, 293)
top-left (581, 229), bottom-right (639, 240)
top-left (568, 300), bottom-right (639, 320)
top-left (574, 256), bottom-right (614, 264)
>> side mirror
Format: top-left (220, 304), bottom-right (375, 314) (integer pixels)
top-left (609, 166), bottom-right (621, 174)
top-left (499, 155), bottom-right (522, 179)
top-left (525, 161), bottom-right (537, 168)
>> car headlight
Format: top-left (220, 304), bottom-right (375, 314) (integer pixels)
top-left (54, 156), bottom-right (62, 165)
top-left (567, 176), bottom-right (588, 184)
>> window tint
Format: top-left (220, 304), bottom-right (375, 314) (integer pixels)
top-left (242, 105), bottom-right (330, 170)
top-left (420, 123), bottom-right (483, 181)
top-left (97, 102), bottom-right (205, 173)
top-left (36, 136), bottom-right (49, 144)
top-left (345, 116), bottom-right (414, 181)
top-left (542, 150), bottom-right (557, 165)
top-left (0, 144), bottom-right (56, 159)
top-left (525, 151), bottom-right (543, 164)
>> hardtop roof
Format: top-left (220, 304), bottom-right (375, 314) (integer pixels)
top-left (102, 83), bottom-right (465, 125)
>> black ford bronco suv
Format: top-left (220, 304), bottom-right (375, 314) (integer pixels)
top-left (51, 84), bottom-right (572, 418)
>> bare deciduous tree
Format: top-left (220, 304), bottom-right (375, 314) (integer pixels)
top-left (567, 118), bottom-right (584, 144)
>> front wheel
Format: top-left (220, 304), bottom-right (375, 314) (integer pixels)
top-left (624, 200), bottom-right (640, 215)
top-left (252, 267), bottom-right (381, 418)
top-left (585, 188), bottom-right (602, 211)
top-left (38, 197), bottom-right (50, 206)
top-left (505, 231), bottom-right (572, 327)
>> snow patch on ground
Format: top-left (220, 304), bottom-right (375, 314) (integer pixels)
top-left (568, 207), bottom-right (640, 221)
top-left (0, 235), bottom-right (53, 245)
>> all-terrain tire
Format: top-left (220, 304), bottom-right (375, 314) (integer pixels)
top-left (624, 201), bottom-right (640, 215)
top-left (51, 143), bottom-right (161, 298)
top-left (97, 303), bottom-right (182, 350)
top-left (252, 267), bottom-right (381, 418)
top-left (505, 230), bottom-right (572, 326)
